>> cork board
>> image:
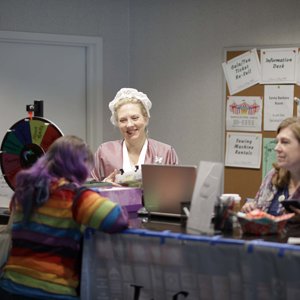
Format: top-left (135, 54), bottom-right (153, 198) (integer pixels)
top-left (223, 49), bottom-right (300, 203)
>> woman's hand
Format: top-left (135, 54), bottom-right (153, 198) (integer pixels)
top-left (240, 201), bottom-right (257, 213)
top-left (103, 169), bottom-right (122, 187)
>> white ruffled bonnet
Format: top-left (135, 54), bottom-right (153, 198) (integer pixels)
top-left (109, 88), bottom-right (152, 126)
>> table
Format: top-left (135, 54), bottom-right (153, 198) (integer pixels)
top-left (81, 214), bottom-right (300, 300)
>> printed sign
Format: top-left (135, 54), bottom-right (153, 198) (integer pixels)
top-left (222, 49), bottom-right (261, 95)
top-left (225, 132), bottom-right (262, 169)
top-left (262, 138), bottom-right (277, 179)
top-left (264, 85), bottom-right (294, 131)
top-left (261, 48), bottom-right (298, 84)
top-left (226, 96), bottom-right (262, 131)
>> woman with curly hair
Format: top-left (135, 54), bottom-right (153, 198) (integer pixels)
top-left (241, 117), bottom-right (300, 216)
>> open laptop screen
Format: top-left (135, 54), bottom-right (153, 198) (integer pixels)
top-left (141, 164), bottom-right (197, 217)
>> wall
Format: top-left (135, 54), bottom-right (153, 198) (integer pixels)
top-left (0, 0), bottom-right (130, 149)
top-left (129, 0), bottom-right (300, 166)
top-left (1, 0), bottom-right (300, 168)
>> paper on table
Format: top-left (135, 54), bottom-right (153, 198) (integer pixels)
top-left (187, 161), bottom-right (224, 234)
top-left (287, 237), bottom-right (300, 245)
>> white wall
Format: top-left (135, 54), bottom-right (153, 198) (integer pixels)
top-left (0, 0), bottom-right (130, 149)
top-left (129, 0), bottom-right (300, 165)
top-left (1, 0), bottom-right (300, 165)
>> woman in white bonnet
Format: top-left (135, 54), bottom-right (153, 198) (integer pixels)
top-left (91, 88), bottom-right (178, 183)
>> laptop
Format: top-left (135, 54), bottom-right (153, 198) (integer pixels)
top-left (141, 164), bottom-right (197, 218)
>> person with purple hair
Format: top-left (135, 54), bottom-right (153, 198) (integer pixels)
top-left (0, 135), bottom-right (128, 300)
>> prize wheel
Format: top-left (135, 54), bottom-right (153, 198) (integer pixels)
top-left (0, 116), bottom-right (63, 190)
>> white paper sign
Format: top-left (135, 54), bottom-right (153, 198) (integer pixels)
top-left (226, 96), bottom-right (262, 132)
top-left (263, 85), bottom-right (294, 131)
top-left (225, 132), bottom-right (262, 169)
top-left (187, 161), bottom-right (224, 234)
top-left (261, 48), bottom-right (298, 84)
top-left (222, 49), bottom-right (261, 95)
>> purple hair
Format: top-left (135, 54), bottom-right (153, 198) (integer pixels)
top-left (12, 135), bottom-right (94, 221)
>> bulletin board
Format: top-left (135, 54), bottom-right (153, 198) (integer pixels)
top-left (223, 47), bottom-right (300, 203)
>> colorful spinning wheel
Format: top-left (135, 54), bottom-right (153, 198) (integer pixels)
top-left (0, 117), bottom-right (63, 190)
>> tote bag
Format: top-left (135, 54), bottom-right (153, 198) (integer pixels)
top-left (0, 211), bottom-right (13, 268)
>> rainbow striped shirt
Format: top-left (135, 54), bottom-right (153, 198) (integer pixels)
top-left (0, 179), bottom-right (128, 299)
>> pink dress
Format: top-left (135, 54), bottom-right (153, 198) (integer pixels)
top-left (91, 138), bottom-right (179, 181)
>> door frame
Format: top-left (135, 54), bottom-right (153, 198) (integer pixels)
top-left (0, 30), bottom-right (103, 152)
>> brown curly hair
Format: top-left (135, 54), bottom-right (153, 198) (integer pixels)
top-left (272, 117), bottom-right (300, 189)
